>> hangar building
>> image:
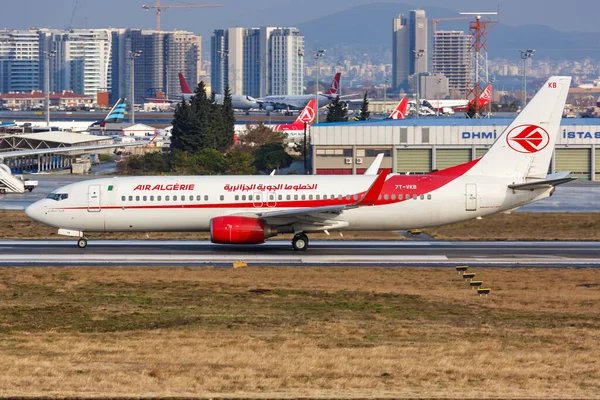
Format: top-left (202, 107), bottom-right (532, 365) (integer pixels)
top-left (310, 118), bottom-right (600, 181)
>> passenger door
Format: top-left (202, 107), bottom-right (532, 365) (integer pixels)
top-left (465, 183), bottom-right (477, 211)
top-left (88, 184), bottom-right (101, 212)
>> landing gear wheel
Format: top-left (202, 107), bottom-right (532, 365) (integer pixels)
top-left (292, 233), bottom-right (309, 251)
top-left (77, 238), bottom-right (88, 249)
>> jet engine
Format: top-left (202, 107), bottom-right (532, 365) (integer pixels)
top-left (210, 216), bottom-right (278, 244)
top-left (263, 104), bottom-right (275, 111)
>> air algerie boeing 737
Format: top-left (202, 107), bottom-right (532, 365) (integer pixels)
top-left (26, 76), bottom-right (573, 251)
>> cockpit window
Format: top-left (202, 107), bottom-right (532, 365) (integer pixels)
top-left (47, 193), bottom-right (68, 201)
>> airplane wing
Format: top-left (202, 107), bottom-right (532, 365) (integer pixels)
top-left (248, 172), bottom-right (388, 227)
top-left (508, 172), bottom-right (576, 190)
top-left (0, 142), bottom-right (146, 160)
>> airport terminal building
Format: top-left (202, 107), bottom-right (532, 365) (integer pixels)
top-left (310, 118), bottom-right (600, 181)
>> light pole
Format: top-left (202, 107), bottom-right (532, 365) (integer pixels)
top-left (520, 49), bottom-right (535, 109)
top-left (336, 60), bottom-right (343, 97)
top-left (43, 51), bottom-right (55, 127)
top-left (129, 50), bottom-right (142, 124)
top-left (436, 77), bottom-right (442, 116)
top-left (313, 49), bottom-right (325, 124)
top-left (413, 49), bottom-right (425, 118)
top-left (384, 77), bottom-right (389, 114)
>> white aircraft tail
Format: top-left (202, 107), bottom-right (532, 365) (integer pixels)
top-left (467, 76), bottom-right (571, 179)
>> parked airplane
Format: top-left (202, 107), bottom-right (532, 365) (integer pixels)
top-left (258, 72), bottom-right (347, 111)
top-left (25, 76), bottom-right (573, 251)
top-left (388, 98), bottom-right (409, 119)
top-left (422, 85), bottom-right (493, 114)
top-left (235, 99), bottom-right (316, 141)
top-left (178, 73), bottom-right (260, 111)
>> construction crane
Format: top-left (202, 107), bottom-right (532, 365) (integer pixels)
top-left (431, 16), bottom-right (472, 34)
top-left (142, 0), bottom-right (223, 31)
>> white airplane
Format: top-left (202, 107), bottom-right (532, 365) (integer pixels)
top-left (25, 76), bottom-right (573, 251)
top-left (422, 85), bottom-right (493, 115)
top-left (235, 99), bottom-right (316, 141)
top-left (177, 73), bottom-right (260, 111)
top-left (258, 73), bottom-right (346, 111)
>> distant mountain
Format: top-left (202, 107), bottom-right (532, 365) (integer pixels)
top-left (296, 2), bottom-right (600, 60)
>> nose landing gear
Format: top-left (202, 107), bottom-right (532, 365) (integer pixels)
top-left (77, 237), bottom-right (88, 248)
top-left (292, 233), bottom-right (309, 251)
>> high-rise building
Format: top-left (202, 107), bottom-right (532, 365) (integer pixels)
top-left (39, 29), bottom-right (112, 99)
top-left (110, 29), bottom-right (200, 104)
top-left (392, 9), bottom-right (428, 91)
top-left (433, 31), bottom-right (471, 92)
top-left (0, 30), bottom-right (40, 93)
top-left (210, 26), bottom-right (304, 98)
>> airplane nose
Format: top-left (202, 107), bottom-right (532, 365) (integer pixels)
top-left (25, 201), bottom-right (44, 222)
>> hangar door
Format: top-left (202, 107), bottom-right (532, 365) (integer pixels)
top-left (436, 149), bottom-right (471, 170)
top-left (555, 148), bottom-right (591, 180)
top-left (475, 148), bottom-right (488, 159)
top-left (595, 149), bottom-right (600, 181)
top-left (396, 149), bottom-right (431, 174)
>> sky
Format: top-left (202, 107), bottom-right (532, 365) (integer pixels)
top-left (3, 0), bottom-right (599, 37)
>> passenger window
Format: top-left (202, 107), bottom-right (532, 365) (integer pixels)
top-left (220, 195), bottom-right (224, 201)
top-left (269, 194), bottom-right (274, 200)
top-left (302, 195), bottom-right (306, 200)
top-left (286, 194), bottom-right (291, 200)
top-left (204, 195), bottom-right (208, 201)
top-left (309, 194), bottom-right (313, 200)
top-left (323, 195), bottom-right (327, 200)
top-left (129, 196), bottom-right (133, 201)
top-left (166, 195), bottom-right (170, 201)
top-left (427, 194), bottom-right (432, 200)
top-left (337, 194), bottom-right (342, 200)
top-left (420, 194), bottom-right (425, 200)
top-left (157, 195), bottom-right (161, 201)
top-left (150, 196), bottom-right (154, 201)
top-left (331, 194), bottom-right (335, 199)
top-left (143, 196), bottom-right (147, 201)
top-left (121, 196), bottom-right (125, 201)
top-left (405, 194), bottom-right (410, 200)
top-left (249, 195), bottom-right (253, 201)
top-left (353, 194), bottom-right (358, 200)
top-left (391, 194), bottom-right (396, 200)
top-left (242, 195), bottom-right (246, 201)
top-left (278, 195), bottom-right (283, 200)
top-left (173, 195), bottom-right (177, 201)
top-left (413, 194), bottom-right (417, 200)
top-left (384, 194), bottom-right (389, 200)
top-left (316, 194), bottom-right (320, 200)
top-left (235, 195), bottom-right (239, 201)
top-left (197, 195), bottom-right (201, 201)
top-left (294, 194), bottom-right (299, 200)
top-left (346, 195), bottom-right (350, 200)
top-left (377, 194), bottom-right (381, 200)
top-left (190, 195), bottom-right (193, 201)
top-left (256, 195), bottom-right (260, 201)
top-left (135, 196), bottom-right (140, 201)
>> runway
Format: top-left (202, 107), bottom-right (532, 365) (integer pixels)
top-left (1, 239), bottom-right (599, 267)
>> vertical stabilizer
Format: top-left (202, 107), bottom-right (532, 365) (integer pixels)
top-left (103, 98), bottom-right (126, 123)
top-left (389, 98), bottom-right (409, 119)
top-left (178, 72), bottom-right (193, 94)
top-left (325, 73), bottom-right (341, 95)
top-left (295, 99), bottom-right (317, 124)
top-left (467, 76), bottom-right (571, 179)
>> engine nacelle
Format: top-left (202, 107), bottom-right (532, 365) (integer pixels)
top-left (263, 105), bottom-right (275, 111)
top-left (210, 216), bottom-right (277, 244)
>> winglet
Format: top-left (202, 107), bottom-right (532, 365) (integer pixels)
top-left (363, 153), bottom-right (384, 175)
top-left (356, 171), bottom-right (388, 206)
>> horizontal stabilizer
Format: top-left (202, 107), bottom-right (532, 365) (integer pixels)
top-left (508, 172), bottom-right (576, 190)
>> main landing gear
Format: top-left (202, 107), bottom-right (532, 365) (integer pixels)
top-left (77, 237), bottom-right (88, 248)
top-left (292, 233), bottom-right (309, 251)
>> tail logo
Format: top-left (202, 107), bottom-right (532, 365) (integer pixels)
top-left (298, 101), bottom-right (316, 124)
top-left (506, 124), bottom-right (550, 153)
top-left (390, 109), bottom-right (404, 119)
top-left (330, 78), bottom-right (339, 93)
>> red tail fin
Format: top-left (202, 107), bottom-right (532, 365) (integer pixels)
top-left (389, 98), bottom-right (408, 119)
top-left (178, 72), bottom-right (193, 94)
top-left (480, 85), bottom-right (492, 102)
top-left (295, 99), bottom-right (317, 124)
top-left (325, 72), bottom-right (341, 95)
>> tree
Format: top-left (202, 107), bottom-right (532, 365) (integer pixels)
top-left (226, 148), bottom-right (256, 175)
top-left (358, 91), bottom-right (370, 120)
top-left (237, 123), bottom-right (286, 149)
top-left (170, 100), bottom-right (199, 152)
top-left (253, 143), bottom-right (293, 173)
top-left (325, 95), bottom-right (348, 122)
top-left (219, 85), bottom-right (235, 151)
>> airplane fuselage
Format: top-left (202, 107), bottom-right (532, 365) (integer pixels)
top-left (27, 169), bottom-right (551, 234)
